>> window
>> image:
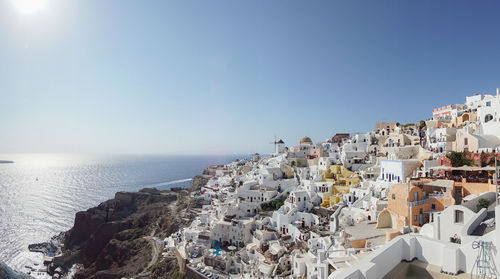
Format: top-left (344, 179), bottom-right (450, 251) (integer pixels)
top-left (431, 204), bottom-right (436, 210)
top-left (485, 114), bottom-right (494, 123)
top-left (464, 138), bottom-right (468, 145)
top-left (486, 101), bottom-right (491, 107)
top-left (392, 194), bottom-right (396, 200)
top-left (455, 210), bottom-right (464, 223)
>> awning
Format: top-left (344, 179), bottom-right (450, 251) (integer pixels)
top-left (429, 165), bottom-right (497, 172)
top-left (429, 166), bottom-right (452, 171)
top-left (455, 165), bottom-right (475, 171)
top-left (481, 166), bottom-right (497, 171)
top-left (425, 179), bottom-right (454, 188)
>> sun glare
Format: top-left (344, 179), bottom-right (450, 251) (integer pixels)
top-left (11, 0), bottom-right (47, 14)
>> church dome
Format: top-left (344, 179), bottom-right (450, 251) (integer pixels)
top-left (299, 136), bottom-right (313, 145)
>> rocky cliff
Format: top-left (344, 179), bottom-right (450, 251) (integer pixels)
top-left (57, 186), bottom-right (202, 279)
top-left (190, 174), bottom-right (211, 192)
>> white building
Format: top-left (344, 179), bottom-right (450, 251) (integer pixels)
top-left (292, 251), bottom-right (318, 278)
top-left (426, 127), bottom-right (456, 153)
top-left (331, 205), bottom-right (500, 278)
top-left (466, 93), bottom-right (488, 110)
top-left (288, 137), bottom-right (321, 159)
top-left (236, 181), bottom-right (278, 205)
top-left (478, 89), bottom-right (500, 138)
top-left (420, 192), bottom-right (496, 244)
top-left (211, 217), bottom-right (254, 247)
top-left (318, 157), bottom-right (336, 172)
top-left (273, 139), bottom-right (287, 155)
top-left (378, 159), bottom-right (422, 184)
top-left (432, 104), bottom-right (461, 120)
top-left (341, 133), bottom-right (372, 170)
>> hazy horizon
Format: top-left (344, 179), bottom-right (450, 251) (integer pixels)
top-left (2, 0), bottom-right (500, 155)
top-left (0, 151), bottom-right (256, 157)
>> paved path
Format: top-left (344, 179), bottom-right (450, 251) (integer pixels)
top-left (137, 224), bottom-right (161, 278)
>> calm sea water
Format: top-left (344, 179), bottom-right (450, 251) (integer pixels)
top-left (0, 153), bottom-right (242, 272)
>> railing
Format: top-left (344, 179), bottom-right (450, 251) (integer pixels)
top-left (408, 198), bottom-right (430, 207)
top-left (465, 178), bottom-right (490, 183)
top-left (429, 176), bottom-right (490, 183)
top-left (428, 193), bottom-right (446, 199)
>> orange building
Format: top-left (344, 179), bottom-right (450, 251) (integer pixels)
top-left (377, 180), bottom-right (455, 230)
top-left (454, 178), bottom-right (497, 198)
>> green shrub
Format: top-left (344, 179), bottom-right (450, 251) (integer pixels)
top-left (261, 194), bottom-right (288, 211)
top-left (446, 152), bottom-right (473, 167)
top-left (477, 198), bottom-right (490, 210)
top-left (419, 120), bottom-right (426, 129)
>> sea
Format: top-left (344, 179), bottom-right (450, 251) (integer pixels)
top-left (0, 153), bottom-right (243, 273)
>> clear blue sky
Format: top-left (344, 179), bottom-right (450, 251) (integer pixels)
top-left (1, 0), bottom-right (499, 155)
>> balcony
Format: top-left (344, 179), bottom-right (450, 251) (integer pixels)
top-left (408, 198), bottom-right (430, 207)
top-left (428, 193), bottom-right (447, 199)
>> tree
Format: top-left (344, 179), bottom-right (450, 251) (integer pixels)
top-left (477, 198), bottom-right (490, 210)
top-left (488, 151), bottom-right (498, 166)
top-left (480, 151), bottom-right (489, 167)
top-left (261, 194), bottom-right (288, 211)
top-left (446, 152), bottom-right (473, 167)
top-left (419, 120), bottom-right (426, 129)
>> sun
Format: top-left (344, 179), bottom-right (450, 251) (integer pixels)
top-left (11, 0), bottom-right (48, 14)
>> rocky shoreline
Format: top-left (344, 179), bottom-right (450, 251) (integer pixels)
top-left (18, 173), bottom-right (212, 279)
top-left (28, 232), bottom-right (65, 255)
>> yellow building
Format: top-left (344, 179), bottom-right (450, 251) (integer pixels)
top-left (320, 165), bottom-right (360, 208)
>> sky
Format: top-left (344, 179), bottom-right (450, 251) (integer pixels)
top-left (1, 0), bottom-right (500, 155)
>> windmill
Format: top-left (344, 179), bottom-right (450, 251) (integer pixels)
top-left (270, 135), bottom-right (279, 154)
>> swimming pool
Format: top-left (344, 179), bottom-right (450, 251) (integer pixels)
top-left (212, 241), bottom-right (222, 255)
top-left (211, 248), bottom-right (222, 256)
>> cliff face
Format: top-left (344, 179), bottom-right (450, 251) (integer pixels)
top-left (190, 174), bottom-right (210, 192)
top-left (60, 187), bottom-right (197, 279)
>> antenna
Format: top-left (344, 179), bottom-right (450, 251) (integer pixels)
top-left (471, 240), bottom-right (496, 278)
top-left (496, 154), bottom-right (499, 206)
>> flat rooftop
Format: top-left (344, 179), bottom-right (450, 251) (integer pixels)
top-left (383, 260), bottom-right (471, 279)
top-left (472, 201), bottom-right (496, 236)
top-left (344, 222), bottom-right (392, 247)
